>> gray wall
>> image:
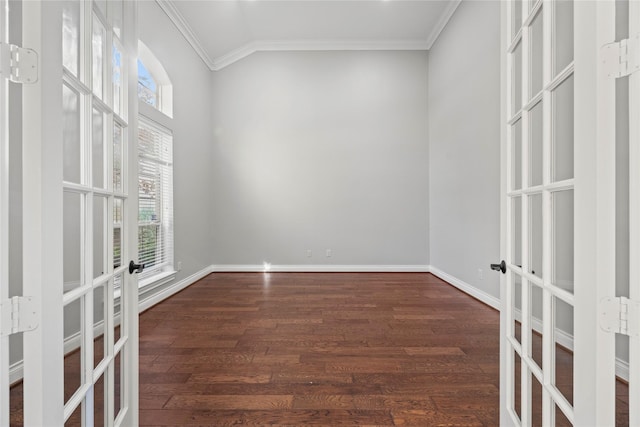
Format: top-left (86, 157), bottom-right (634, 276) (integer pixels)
top-left (210, 51), bottom-right (430, 267)
top-left (428, 0), bottom-right (501, 299)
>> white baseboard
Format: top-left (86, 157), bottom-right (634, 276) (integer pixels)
top-left (211, 264), bottom-right (431, 273)
top-left (616, 358), bottom-right (630, 382)
top-left (139, 265), bottom-right (213, 313)
top-left (427, 265), bottom-right (501, 310)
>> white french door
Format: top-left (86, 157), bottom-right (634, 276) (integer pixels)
top-left (501, 0), bottom-right (640, 425)
top-left (15, 0), bottom-right (140, 425)
top-left (501, 0), bottom-right (576, 425)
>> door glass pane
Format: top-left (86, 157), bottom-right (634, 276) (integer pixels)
top-left (532, 372), bottom-right (543, 427)
top-left (113, 42), bottom-right (123, 116)
top-left (530, 193), bottom-right (542, 278)
top-left (64, 191), bottom-right (83, 293)
top-left (114, 198), bottom-right (123, 269)
top-left (93, 108), bottom-right (105, 189)
top-left (530, 101), bottom-right (543, 187)
top-left (513, 119), bottom-right (523, 191)
top-left (555, 404), bottom-right (572, 426)
top-left (113, 123), bottom-right (123, 192)
top-left (114, 278), bottom-right (124, 344)
top-left (530, 10), bottom-right (543, 97)
top-left (64, 298), bottom-right (83, 405)
top-left (94, 284), bottom-right (106, 368)
top-left (513, 273), bottom-right (522, 344)
top-left (114, 351), bottom-right (123, 420)
top-left (92, 14), bottom-right (106, 99)
top-left (552, 75), bottom-right (574, 182)
top-left (63, 84), bottom-right (81, 183)
top-left (513, 197), bottom-right (522, 267)
top-left (95, 0), bottom-right (107, 19)
top-left (94, 196), bottom-right (107, 279)
top-left (552, 190), bottom-right (574, 292)
top-left (554, 0), bottom-right (574, 75)
top-left (514, 350), bottom-right (522, 422)
top-left (62, 0), bottom-right (80, 77)
top-left (112, 0), bottom-right (123, 39)
top-left (512, 0), bottom-right (522, 40)
top-left (513, 42), bottom-right (523, 115)
top-left (94, 373), bottom-right (106, 427)
top-left (65, 401), bottom-right (82, 426)
top-left (530, 284), bottom-right (543, 369)
top-left (554, 297), bottom-right (574, 405)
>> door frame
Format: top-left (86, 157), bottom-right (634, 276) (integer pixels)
top-left (0, 0), bottom-right (11, 424)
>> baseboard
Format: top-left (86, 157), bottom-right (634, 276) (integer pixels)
top-left (616, 357), bottom-right (630, 382)
top-left (139, 265), bottom-right (213, 313)
top-left (211, 264), bottom-right (431, 273)
top-left (427, 265), bottom-right (501, 311)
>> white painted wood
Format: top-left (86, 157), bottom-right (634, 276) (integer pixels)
top-left (572, 1), bottom-right (616, 425)
top-left (628, 2), bottom-right (640, 425)
top-left (21, 1), bottom-right (65, 424)
top-left (0, 0), bottom-right (9, 424)
top-left (500, 3), bottom-right (513, 424)
top-left (121, 2), bottom-right (140, 425)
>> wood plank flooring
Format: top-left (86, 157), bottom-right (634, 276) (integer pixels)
top-left (9, 272), bottom-right (631, 425)
top-left (137, 272), bottom-right (501, 426)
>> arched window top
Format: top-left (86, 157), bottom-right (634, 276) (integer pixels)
top-left (138, 40), bottom-right (173, 118)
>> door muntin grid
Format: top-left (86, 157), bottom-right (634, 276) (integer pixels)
top-left (505, 0), bottom-right (575, 425)
top-left (62, 0), bottom-right (130, 424)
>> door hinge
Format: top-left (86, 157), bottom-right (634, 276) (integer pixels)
top-left (600, 297), bottom-right (640, 337)
top-left (0, 296), bottom-right (38, 337)
top-left (602, 34), bottom-right (640, 79)
top-left (0, 42), bottom-right (38, 84)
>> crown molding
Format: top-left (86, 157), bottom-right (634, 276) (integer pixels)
top-left (425, 0), bottom-right (462, 49)
top-left (212, 39), bottom-right (430, 70)
top-left (156, 0), bottom-right (216, 70)
top-left (157, 0), bottom-right (459, 72)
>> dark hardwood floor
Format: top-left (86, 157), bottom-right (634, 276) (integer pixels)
top-left (136, 272), bottom-right (501, 426)
top-left (9, 272), bottom-right (630, 426)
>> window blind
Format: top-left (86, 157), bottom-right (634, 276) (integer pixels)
top-left (137, 116), bottom-right (173, 281)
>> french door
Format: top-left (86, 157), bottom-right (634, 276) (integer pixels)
top-left (500, 0), bottom-right (640, 425)
top-left (0, 1), bottom-right (141, 425)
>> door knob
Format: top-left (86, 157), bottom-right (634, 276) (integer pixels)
top-left (490, 260), bottom-right (506, 274)
top-left (129, 260), bottom-right (145, 275)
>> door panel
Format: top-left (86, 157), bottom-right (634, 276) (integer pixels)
top-left (16, 1), bottom-right (139, 425)
top-left (502, 0), bottom-right (576, 425)
top-left (503, 0), bottom-right (639, 425)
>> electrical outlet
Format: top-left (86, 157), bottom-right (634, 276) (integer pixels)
top-left (307, 249), bottom-right (312, 258)
top-left (178, 261), bottom-right (183, 271)
top-left (326, 249), bottom-right (332, 257)
top-left (478, 268), bottom-right (483, 280)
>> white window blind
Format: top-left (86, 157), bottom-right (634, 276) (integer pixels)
top-left (137, 117), bottom-right (173, 281)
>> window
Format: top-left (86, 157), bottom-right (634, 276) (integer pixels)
top-left (137, 118), bottom-right (173, 282)
top-left (137, 40), bottom-right (173, 117)
top-left (136, 41), bottom-right (174, 284)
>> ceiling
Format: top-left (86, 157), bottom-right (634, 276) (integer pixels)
top-left (156, 0), bottom-right (461, 71)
